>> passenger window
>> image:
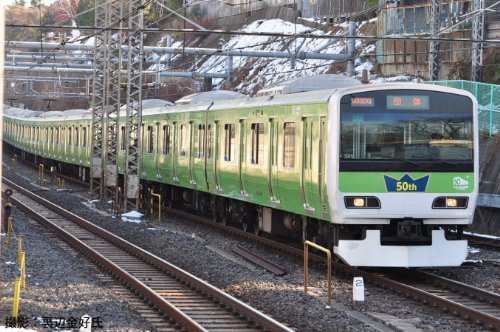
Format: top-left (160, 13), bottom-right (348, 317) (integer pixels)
top-left (147, 126), bottom-right (154, 153)
top-left (56, 128), bottom-right (60, 145)
top-left (121, 126), bottom-right (126, 151)
top-left (75, 128), bottom-right (80, 147)
top-left (224, 123), bottom-right (235, 162)
top-left (283, 122), bottom-right (296, 168)
top-left (68, 127), bottom-right (72, 146)
top-left (251, 123), bottom-right (264, 165)
top-left (162, 125), bottom-right (170, 155)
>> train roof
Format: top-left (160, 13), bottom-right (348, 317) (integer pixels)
top-left (176, 91), bottom-right (247, 105)
top-left (3, 82), bottom-right (476, 122)
top-left (256, 74), bottom-right (361, 96)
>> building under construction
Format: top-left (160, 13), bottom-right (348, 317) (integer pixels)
top-left (376, 0), bottom-right (500, 80)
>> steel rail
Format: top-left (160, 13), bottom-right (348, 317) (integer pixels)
top-left (232, 244), bottom-right (287, 276)
top-left (3, 178), bottom-right (293, 332)
top-left (464, 233), bottom-right (500, 251)
top-left (362, 269), bottom-right (500, 330)
top-left (158, 205), bottom-right (500, 330)
top-left (4, 154), bottom-right (500, 330)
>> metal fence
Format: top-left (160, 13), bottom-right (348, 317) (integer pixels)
top-left (430, 80), bottom-right (500, 136)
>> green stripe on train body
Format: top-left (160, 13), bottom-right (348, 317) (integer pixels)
top-left (339, 172), bottom-right (474, 193)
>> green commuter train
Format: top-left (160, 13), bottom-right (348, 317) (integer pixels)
top-left (3, 81), bottom-right (478, 267)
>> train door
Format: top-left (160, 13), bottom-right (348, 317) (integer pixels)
top-left (276, 118), bottom-right (302, 212)
top-left (175, 121), bottom-right (190, 185)
top-left (302, 117), bottom-right (319, 215)
top-left (204, 122), bottom-right (215, 192)
top-left (142, 123), bottom-right (156, 180)
top-left (154, 122), bottom-right (160, 178)
top-left (242, 119), bottom-right (268, 202)
top-left (318, 116), bottom-right (329, 219)
top-left (268, 118), bottom-right (280, 204)
top-left (238, 119), bottom-right (246, 196)
top-left (157, 122), bottom-right (173, 181)
top-left (192, 122), bottom-right (208, 190)
top-left (172, 122), bottom-right (178, 182)
top-left (217, 121), bottom-right (240, 196)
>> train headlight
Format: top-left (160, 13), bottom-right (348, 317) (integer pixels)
top-left (353, 198), bottom-right (365, 207)
top-left (432, 196), bottom-right (468, 209)
top-left (345, 196), bottom-right (380, 209)
top-left (446, 198), bottom-right (458, 208)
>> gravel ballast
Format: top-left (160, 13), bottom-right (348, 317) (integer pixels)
top-left (3, 154), bottom-right (499, 331)
top-left (0, 207), bottom-right (153, 331)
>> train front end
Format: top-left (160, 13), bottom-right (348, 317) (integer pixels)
top-left (326, 84), bottom-right (478, 267)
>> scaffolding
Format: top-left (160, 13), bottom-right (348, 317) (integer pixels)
top-left (431, 80), bottom-right (500, 136)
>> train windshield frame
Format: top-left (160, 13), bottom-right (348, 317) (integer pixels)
top-left (339, 89), bottom-right (474, 172)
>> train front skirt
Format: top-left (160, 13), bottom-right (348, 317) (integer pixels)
top-left (334, 229), bottom-right (468, 267)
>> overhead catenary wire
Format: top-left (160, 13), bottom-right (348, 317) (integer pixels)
top-left (5, 23), bottom-right (500, 44)
top-left (13, 0), bottom-right (158, 72)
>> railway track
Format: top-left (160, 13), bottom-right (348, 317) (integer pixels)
top-left (464, 232), bottom-right (500, 251)
top-left (356, 269), bottom-right (500, 330)
top-left (148, 197), bottom-right (500, 330)
top-left (2, 178), bottom-right (292, 332)
top-left (4, 163), bottom-right (500, 330)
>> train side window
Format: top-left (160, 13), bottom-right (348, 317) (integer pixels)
top-left (68, 127), bottom-right (72, 146)
top-left (251, 123), bottom-right (264, 165)
top-left (121, 126), bottom-right (126, 151)
top-left (283, 122), bottom-right (296, 168)
top-left (50, 128), bottom-right (54, 146)
top-left (162, 125), bottom-right (170, 155)
top-left (207, 124), bottom-right (213, 158)
top-left (147, 126), bottom-right (154, 153)
top-left (224, 123), bottom-right (235, 162)
top-left (56, 127), bottom-right (60, 145)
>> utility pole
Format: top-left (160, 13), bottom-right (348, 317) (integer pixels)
top-left (123, 0), bottom-right (145, 210)
top-left (90, 0), bottom-right (108, 199)
top-left (346, 21), bottom-right (356, 77)
top-left (428, 0), bottom-right (440, 80)
top-left (471, 0), bottom-right (485, 81)
top-left (91, 0), bottom-right (123, 202)
top-left (103, 0), bottom-right (123, 200)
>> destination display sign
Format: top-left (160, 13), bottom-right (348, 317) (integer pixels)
top-left (387, 95), bottom-right (430, 110)
top-left (351, 97), bottom-right (374, 107)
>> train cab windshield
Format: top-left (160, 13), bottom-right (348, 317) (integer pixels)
top-left (339, 89), bottom-right (474, 172)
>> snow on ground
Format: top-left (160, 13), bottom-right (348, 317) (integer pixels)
top-left (146, 18), bottom-right (377, 95)
top-left (121, 210), bottom-right (144, 223)
top-left (195, 19), bottom-right (352, 93)
top-left (355, 61), bottom-right (373, 74)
